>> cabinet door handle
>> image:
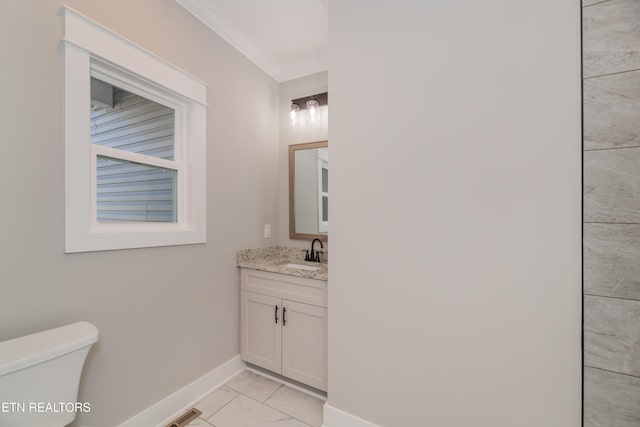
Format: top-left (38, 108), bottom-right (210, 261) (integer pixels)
top-left (283, 306), bottom-right (287, 326)
top-left (275, 305), bottom-right (279, 324)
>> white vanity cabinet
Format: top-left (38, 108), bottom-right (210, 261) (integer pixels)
top-left (240, 268), bottom-right (327, 391)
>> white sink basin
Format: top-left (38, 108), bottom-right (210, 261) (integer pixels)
top-left (281, 263), bottom-right (320, 271)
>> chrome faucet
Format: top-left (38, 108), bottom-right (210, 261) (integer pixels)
top-left (305, 238), bottom-right (324, 262)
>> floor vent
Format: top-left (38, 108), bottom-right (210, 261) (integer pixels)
top-left (164, 408), bottom-right (202, 427)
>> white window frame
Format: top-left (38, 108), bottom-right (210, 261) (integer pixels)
top-left (63, 6), bottom-right (207, 253)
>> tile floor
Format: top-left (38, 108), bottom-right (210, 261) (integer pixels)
top-left (188, 370), bottom-right (325, 427)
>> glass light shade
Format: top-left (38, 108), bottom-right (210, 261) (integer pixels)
top-left (290, 103), bottom-right (300, 125)
top-left (306, 99), bottom-right (319, 122)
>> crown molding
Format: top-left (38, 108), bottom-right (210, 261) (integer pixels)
top-left (175, 0), bottom-right (284, 81)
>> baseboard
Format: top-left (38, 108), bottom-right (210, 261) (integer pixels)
top-left (116, 355), bottom-right (245, 427)
top-left (322, 403), bottom-right (381, 427)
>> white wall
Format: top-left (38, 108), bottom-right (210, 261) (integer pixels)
top-left (277, 72), bottom-right (328, 247)
top-left (0, 1), bottom-right (278, 426)
top-left (327, 2), bottom-right (582, 426)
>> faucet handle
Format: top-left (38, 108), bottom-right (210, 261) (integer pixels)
top-left (302, 249), bottom-right (310, 261)
top-left (316, 250), bottom-right (323, 262)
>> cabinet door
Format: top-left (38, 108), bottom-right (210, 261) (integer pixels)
top-left (281, 300), bottom-right (327, 391)
top-left (241, 291), bottom-right (282, 374)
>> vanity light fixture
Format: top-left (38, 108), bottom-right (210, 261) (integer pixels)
top-left (289, 92), bottom-right (328, 125)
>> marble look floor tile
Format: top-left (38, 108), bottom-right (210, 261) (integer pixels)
top-left (264, 386), bottom-right (324, 427)
top-left (208, 394), bottom-right (310, 427)
top-left (583, 0), bottom-right (609, 6)
top-left (584, 224), bottom-right (640, 300)
top-left (584, 70), bottom-right (640, 150)
top-left (585, 296), bottom-right (640, 377)
top-left (187, 417), bottom-right (215, 426)
top-left (584, 148), bottom-right (640, 223)
top-left (195, 386), bottom-right (239, 419)
top-left (585, 367), bottom-right (640, 427)
top-left (583, 0), bottom-right (640, 78)
top-left (224, 370), bottom-right (282, 402)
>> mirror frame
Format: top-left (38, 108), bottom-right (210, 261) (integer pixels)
top-left (289, 140), bottom-right (328, 241)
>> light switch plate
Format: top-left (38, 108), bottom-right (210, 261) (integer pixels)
top-left (264, 224), bottom-right (271, 239)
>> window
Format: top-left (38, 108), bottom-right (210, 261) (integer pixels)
top-left (91, 77), bottom-right (178, 224)
top-left (64, 6), bottom-right (207, 252)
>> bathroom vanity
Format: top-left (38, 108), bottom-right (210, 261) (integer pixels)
top-left (237, 247), bottom-right (327, 391)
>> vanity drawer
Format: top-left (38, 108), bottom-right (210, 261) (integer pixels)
top-left (240, 268), bottom-right (327, 308)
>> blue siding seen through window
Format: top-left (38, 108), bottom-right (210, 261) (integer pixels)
top-left (91, 82), bottom-right (177, 223)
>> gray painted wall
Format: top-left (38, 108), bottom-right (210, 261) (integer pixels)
top-left (328, 1), bottom-right (581, 426)
top-left (276, 72), bottom-right (328, 248)
top-left (0, 1), bottom-right (278, 426)
top-left (583, 0), bottom-right (640, 425)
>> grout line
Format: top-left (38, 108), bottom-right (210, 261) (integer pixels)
top-left (245, 366), bottom-right (327, 401)
top-left (584, 68), bottom-right (640, 80)
top-left (187, 417), bottom-right (213, 426)
top-left (236, 390), bottom-right (319, 427)
top-left (225, 369), bottom-right (288, 403)
top-left (583, 221), bottom-right (640, 225)
top-left (196, 370), bottom-right (323, 426)
top-left (242, 393), bottom-right (269, 405)
top-left (263, 402), bottom-right (315, 427)
top-left (211, 369), bottom-right (322, 427)
top-left (263, 400), bottom-right (318, 427)
top-left (263, 384), bottom-right (284, 402)
top-left (241, 393), bottom-right (299, 418)
top-left (584, 145), bottom-right (640, 152)
top-left (193, 417), bottom-right (215, 426)
top-left (583, 293), bottom-right (640, 303)
top-left (584, 365), bottom-right (640, 380)
top-left (234, 387), bottom-right (282, 406)
top-left (204, 393), bottom-right (241, 422)
top-left (582, 0), bottom-right (615, 8)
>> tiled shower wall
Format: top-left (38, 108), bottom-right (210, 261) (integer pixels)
top-left (583, 0), bottom-right (640, 425)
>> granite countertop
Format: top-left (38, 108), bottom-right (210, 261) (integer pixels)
top-left (237, 246), bottom-right (328, 281)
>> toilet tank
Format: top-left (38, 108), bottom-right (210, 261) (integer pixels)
top-left (0, 322), bottom-right (98, 427)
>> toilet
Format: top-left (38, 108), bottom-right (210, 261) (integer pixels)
top-left (0, 321), bottom-right (98, 427)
